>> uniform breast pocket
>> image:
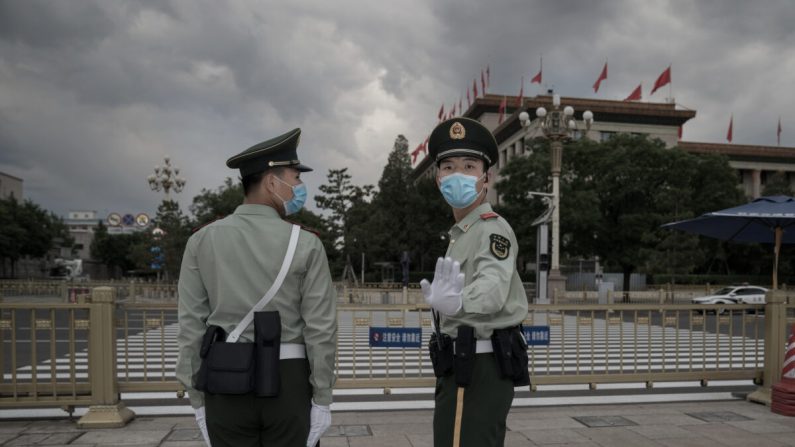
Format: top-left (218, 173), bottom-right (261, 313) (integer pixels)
top-left (444, 248), bottom-right (469, 279)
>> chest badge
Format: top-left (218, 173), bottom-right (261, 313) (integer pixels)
top-left (489, 234), bottom-right (510, 260)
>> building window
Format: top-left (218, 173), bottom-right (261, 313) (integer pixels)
top-left (572, 130), bottom-right (583, 141)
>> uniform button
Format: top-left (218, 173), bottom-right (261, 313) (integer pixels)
top-left (463, 224), bottom-right (468, 230)
top-left (450, 239), bottom-right (456, 244)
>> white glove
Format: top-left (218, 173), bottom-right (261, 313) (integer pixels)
top-left (420, 257), bottom-right (465, 316)
top-left (306, 399), bottom-right (331, 447)
top-left (195, 406), bottom-right (212, 446)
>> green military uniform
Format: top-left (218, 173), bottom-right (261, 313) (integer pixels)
top-left (427, 118), bottom-right (529, 447)
top-left (439, 202), bottom-right (528, 340)
top-left (176, 129), bottom-right (337, 447)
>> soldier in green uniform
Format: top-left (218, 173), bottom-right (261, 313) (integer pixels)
top-left (421, 117), bottom-right (529, 447)
top-left (176, 128), bottom-right (336, 447)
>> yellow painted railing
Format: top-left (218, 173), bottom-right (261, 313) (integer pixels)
top-left (0, 287), bottom-right (792, 425)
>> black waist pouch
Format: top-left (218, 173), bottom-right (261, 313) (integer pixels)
top-left (428, 331), bottom-right (454, 378)
top-left (195, 325), bottom-right (255, 395)
top-left (253, 311), bottom-right (281, 397)
top-left (491, 326), bottom-right (530, 386)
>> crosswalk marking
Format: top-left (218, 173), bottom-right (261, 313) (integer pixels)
top-left (4, 313), bottom-right (763, 405)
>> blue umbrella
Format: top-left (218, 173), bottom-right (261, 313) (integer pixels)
top-left (662, 195), bottom-right (795, 289)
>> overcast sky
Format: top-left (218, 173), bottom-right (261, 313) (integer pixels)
top-left (1, 0), bottom-right (794, 219)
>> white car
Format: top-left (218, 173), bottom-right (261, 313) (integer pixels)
top-left (691, 285), bottom-right (768, 314)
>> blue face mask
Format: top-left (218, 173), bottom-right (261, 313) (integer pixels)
top-left (439, 173), bottom-right (485, 209)
top-left (274, 177), bottom-right (307, 216)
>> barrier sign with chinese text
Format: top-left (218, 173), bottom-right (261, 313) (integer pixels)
top-left (523, 326), bottom-right (551, 346)
top-left (369, 327), bottom-right (422, 348)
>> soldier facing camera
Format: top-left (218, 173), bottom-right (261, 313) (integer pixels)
top-left (421, 117), bottom-right (529, 447)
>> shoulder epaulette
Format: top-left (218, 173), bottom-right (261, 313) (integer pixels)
top-left (285, 220), bottom-right (321, 237)
top-left (192, 215), bottom-right (225, 233)
top-left (480, 212), bottom-right (499, 220)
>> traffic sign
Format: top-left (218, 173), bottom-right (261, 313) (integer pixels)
top-left (136, 213), bottom-right (150, 226)
top-left (107, 213), bottom-right (121, 227)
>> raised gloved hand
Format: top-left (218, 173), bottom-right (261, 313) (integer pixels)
top-left (194, 406), bottom-right (211, 446)
top-left (306, 399), bottom-right (331, 447)
top-left (420, 257), bottom-right (465, 316)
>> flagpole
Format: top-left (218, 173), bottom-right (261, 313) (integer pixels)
top-left (778, 116), bottom-right (781, 146)
top-left (539, 55), bottom-right (543, 93)
top-left (666, 63), bottom-right (672, 103)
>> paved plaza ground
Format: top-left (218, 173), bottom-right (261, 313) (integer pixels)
top-left (0, 399), bottom-right (793, 446)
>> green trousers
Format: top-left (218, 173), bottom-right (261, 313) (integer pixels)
top-left (433, 353), bottom-right (515, 447)
top-left (205, 359), bottom-right (313, 447)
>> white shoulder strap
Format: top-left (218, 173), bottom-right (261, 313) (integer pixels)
top-left (226, 224), bottom-right (301, 343)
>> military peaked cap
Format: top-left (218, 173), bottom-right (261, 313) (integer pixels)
top-left (428, 117), bottom-right (498, 168)
top-left (226, 128), bottom-right (313, 177)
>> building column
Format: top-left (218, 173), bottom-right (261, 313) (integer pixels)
top-left (751, 169), bottom-right (762, 198)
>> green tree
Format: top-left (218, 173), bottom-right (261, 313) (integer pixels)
top-left (0, 198), bottom-right (26, 277)
top-left (367, 135), bottom-right (416, 266)
top-left (496, 134), bottom-right (744, 293)
top-left (762, 171), bottom-right (794, 196)
top-left (151, 200), bottom-right (191, 280)
top-left (90, 222), bottom-right (148, 277)
top-left (410, 177), bottom-right (454, 272)
top-left (0, 197), bottom-right (72, 277)
top-left (494, 139), bottom-right (554, 276)
top-left (190, 177), bottom-right (244, 227)
top-left (314, 167), bottom-right (374, 276)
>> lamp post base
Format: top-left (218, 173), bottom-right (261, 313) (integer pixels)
top-left (547, 270), bottom-right (567, 303)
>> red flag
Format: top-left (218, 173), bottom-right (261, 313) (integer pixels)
top-left (486, 65), bottom-right (490, 88)
top-left (473, 79), bottom-right (478, 98)
top-left (650, 65), bottom-right (671, 95)
top-left (498, 96), bottom-right (507, 124)
top-left (423, 136), bottom-right (429, 153)
top-left (515, 76), bottom-right (524, 108)
top-left (451, 103), bottom-right (456, 117)
top-left (531, 57), bottom-right (542, 84)
top-left (778, 117), bottom-right (782, 146)
top-left (530, 69), bottom-right (542, 84)
top-left (437, 104), bottom-right (445, 121)
top-left (459, 96), bottom-right (463, 115)
top-left (624, 84), bottom-right (642, 101)
top-left (466, 88), bottom-right (471, 107)
top-left (727, 114), bottom-right (733, 143)
top-left (481, 70), bottom-right (486, 94)
top-left (593, 62), bottom-right (608, 93)
top-left (678, 125), bottom-right (683, 140)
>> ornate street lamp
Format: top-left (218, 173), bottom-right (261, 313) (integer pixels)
top-left (519, 94), bottom-right (593, 298)
top-left (147, 156), bottom-right (186, 202)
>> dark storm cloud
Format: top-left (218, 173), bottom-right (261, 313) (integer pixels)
top-left (0, 0), bottom-right (793, 218)
top-left (0, 0), bottom-right (114, 48)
